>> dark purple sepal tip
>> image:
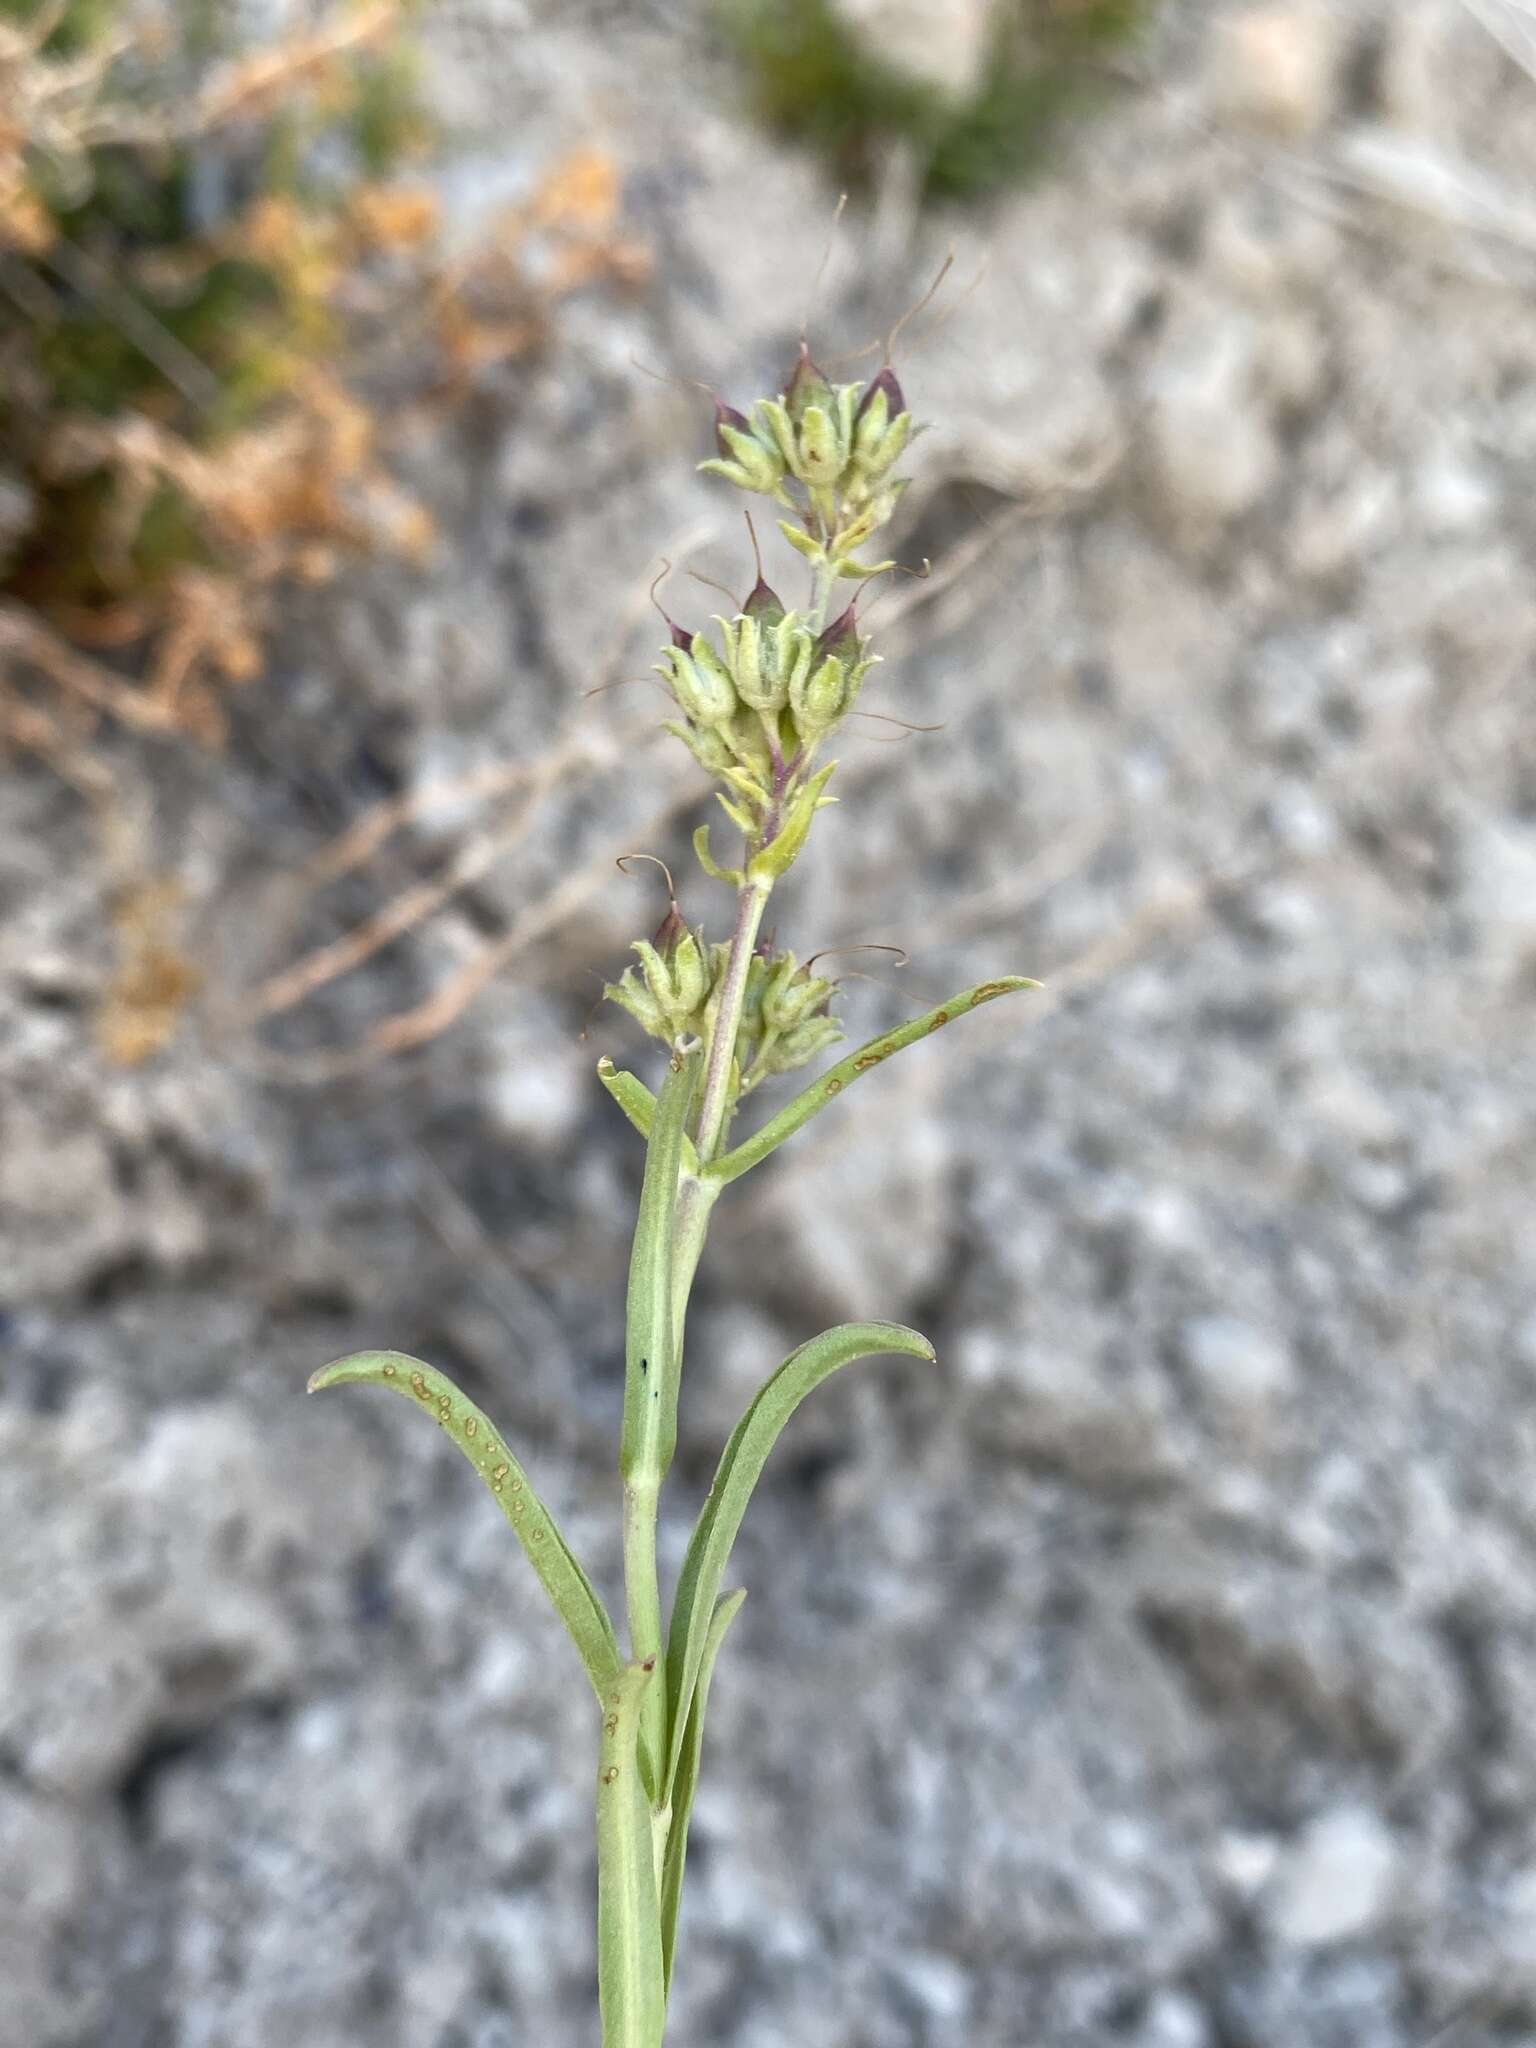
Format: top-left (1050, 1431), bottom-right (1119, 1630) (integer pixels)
top-left (784, 341), bottom-right (833, 422)
top-left (814, 601), bottom-right (860, 662)
top-left (856, 365), bottom-right (907, 421)
top-left (714, 400), bottom-right (752, 453)
top-left (744, 575), bottom-right (785, 625)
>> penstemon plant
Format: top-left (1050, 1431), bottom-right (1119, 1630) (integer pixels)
top-left (308, 340), bottom-right (1032, 2046)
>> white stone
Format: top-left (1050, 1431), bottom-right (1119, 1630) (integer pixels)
top-left (893, 1951), bottom-right (972, 2023)
top-left (1141, 311), bottom-right (1281, 538)
top-left (487, 1032), bottom-right (589, 1163)
top-left (1179, 1314), bottom-right (1293, 1412)
top-left (1210, 3), bottom-right (1342, 138)
top-left (1466, 823), bottom-right (1536, 979)
top-left (1263, 1808), bottom-right (1400, 1948)
top-left (834, 0), bottom-right (998, 102)
top-left (1141, 1989), bottom-right (1211, 2048)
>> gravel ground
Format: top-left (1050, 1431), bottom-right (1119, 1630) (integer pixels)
top-left (4, 3), bottom-right (1536, 2043)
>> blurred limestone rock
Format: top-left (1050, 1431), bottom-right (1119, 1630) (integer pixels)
top-left (1137, 298), bottom-right (1282, 545)
top-left (709, 1094), bottom-right (953, 1326)
top-left (1260, 1807), bottom-right (1401, 1949)
top-left (1208, 2), bottom-right (1344, 138)
top-left (0, 1782), bottom-right (105, 2048)
top-left (0, 1390), bottom-right (375, 1799)
top-left (1176, 1312), bottom-right (1293, 1420)
top-left (832, 0), bottom-right (999, 101)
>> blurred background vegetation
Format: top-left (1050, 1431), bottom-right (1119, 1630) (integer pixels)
top-left (726, 0), bottom-right (1154, 199)
top-left (0, 0), bottom-right (643, 763)
top-left (1, 0), bottom-right (1156, 768)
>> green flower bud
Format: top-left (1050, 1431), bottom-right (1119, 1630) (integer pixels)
top-left (727, 612), bottom-right (782, 712)
top-left (784, 343), bottom-right (835, 427)
top-left (777, 618), bottom-right (814, 699)
top-left (788, 603), bottom-right (876, 744)
top-left (846, 371), bottom-right (914, 502)
top-left (854, 365), bottom-right (905, 433)
top-left (664, 719), bottom-right (734, 777)
top-left (768, 1013), bottom-right (844, 1073)
top-left (751, 397), bottom-right (798, 472)
top-left (610, 913), bottom-right (712, 1041)
top-left (624, 921), bottom-right (710, 1039)
top-left (604, 964), bottom-right (669, 1038)
top-left (853, 386), bottom-right (890, 457)
top-left (698, 402), bottom-right (786, 498)
top-left (790, 654), bottom-right (848, 741)
top-left (659, 630), bottom-right (737, 727)
top-left (865, 408), bottom-right (912, 482)
top-left (760, 956), bottom-right (835, 1034)
top-left (668, 927), bottom-right (709, 1017)
top-left (796, 402), bottom-right (842, 487)
top-left (690, 631), bottom-right (738, 704)
top-left (717, 405), bottom-right (784, 494)
top-left (721, 707), bottom-right (774, 783)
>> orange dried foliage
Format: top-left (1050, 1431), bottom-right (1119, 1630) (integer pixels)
top-left (3, 132), bottom-right (647, 758)
top-left (96, 876), bottom-right (203, 1068)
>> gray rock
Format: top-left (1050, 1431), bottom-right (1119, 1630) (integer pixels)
top-left (1138, 302), bottom-right (1282, 543)
top-left (1177, 1313), bottom-right (1293, 1415)
top-left (5, 2), bottom-right (1536, 2043)
top-left (1261, 1808), bottom-right (1401, 1949)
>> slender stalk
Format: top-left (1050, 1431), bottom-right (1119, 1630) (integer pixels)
top-left (694, 877), bottom-right (771, 1166)
top-left (806, 552), bottom-right (836, 636)
top-left (619, 1051), bottom-right (696, 1786)
top-left (622, 1480), bottom-right (663, 1784)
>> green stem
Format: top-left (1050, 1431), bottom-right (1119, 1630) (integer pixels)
top-left (668, 864), bottom-right (771, 1379)
top-left (667, 1168), bottom-right (720, 1374)
top-left (619, 1051), bottom-right (697, 1788)
top-left (807, 551), bottom-right (836, 634)
top-left (622, 1481), bottom-right (663, 1791)
top-left (694, 876), bottom-right (771, 1166)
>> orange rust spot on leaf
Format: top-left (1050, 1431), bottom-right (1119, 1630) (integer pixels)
top-left (974, 980), bottom-right (1016, 1002)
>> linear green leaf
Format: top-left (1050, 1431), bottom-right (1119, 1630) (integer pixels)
top-left (308, 1350), bottom-right (619, 1702)
top-left (597, 1659), bottom-right (667, 2048)
top-left (664, 1320), bottom-right (934, 1794)
top-left (597, 1059), bottom-right (702, 1174)
top-left (659, 1588), bottom-right (745, 1996)
top-left (707, 975), bottom-right (1038, 1187)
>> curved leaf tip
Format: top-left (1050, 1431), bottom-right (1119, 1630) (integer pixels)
top-left (308, 1348), bottom-right (418, 1396)
top-left (301, 1347), bottom-right (621, 1702)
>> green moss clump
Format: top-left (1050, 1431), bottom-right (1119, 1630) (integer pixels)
top-left (725, 0), bottom-right (1155, 203)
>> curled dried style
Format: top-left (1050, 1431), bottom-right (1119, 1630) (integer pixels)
top-left (306, 340), bottom-right (1035, 2046)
